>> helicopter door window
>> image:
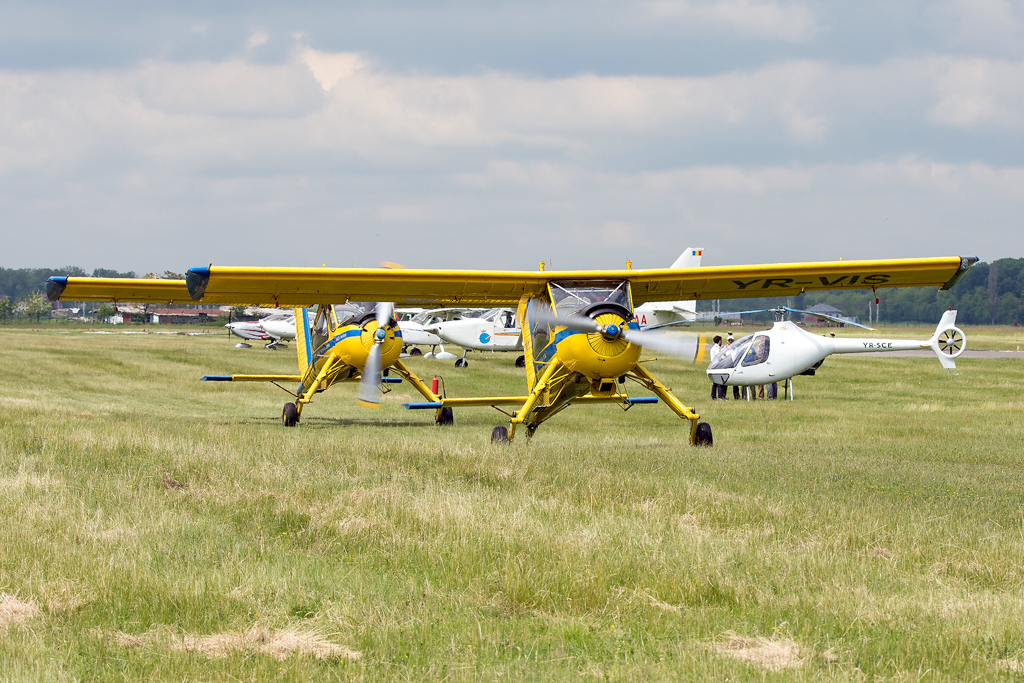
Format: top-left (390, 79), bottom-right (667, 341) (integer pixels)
top-left (741, 335), bottom-right (770, 366)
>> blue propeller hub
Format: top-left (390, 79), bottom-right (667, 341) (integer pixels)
top-left (374, 328), bottom-right (386, 342)
top-left (604, 323), bottom-right (620, 338)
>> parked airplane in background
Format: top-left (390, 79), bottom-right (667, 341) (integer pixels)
top-left (632, 248), bottom-right (704, 329)
top-left (227, 311), bottom-right (303, 349)
top-left (428, 248), bottom-right (707, 367)
top-left (401, 308), bottom-right (485, 360)
top-left (426, 308), bottom-right (525, 367)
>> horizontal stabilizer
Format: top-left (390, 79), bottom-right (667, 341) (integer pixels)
top-left (201, 374), bottom-right (302, 382)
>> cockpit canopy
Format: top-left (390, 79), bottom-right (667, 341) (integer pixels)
top-left (708, 332), bottom-right (771, 370)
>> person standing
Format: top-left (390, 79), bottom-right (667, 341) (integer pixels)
top-left (709, 335), bottom-right (726, 400)
top-left (726, 335), bottom-right (741, 399)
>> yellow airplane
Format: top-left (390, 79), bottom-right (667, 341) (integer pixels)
top-left (47, 255), bottom-right (976, 445)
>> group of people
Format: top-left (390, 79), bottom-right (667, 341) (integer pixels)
top-left (708, 332), bottom-right (770, 400)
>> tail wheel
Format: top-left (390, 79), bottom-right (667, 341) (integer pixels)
top-left (693, 422), bottom-right (713, 447)
top-left (437, 407), bottom-right (454, 426)
top-left (491, 426), bottom-right (509, 444)
top-left (282, 402), bottom-right (299, 427)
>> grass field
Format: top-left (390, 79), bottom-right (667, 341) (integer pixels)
top-left (2, 324), bottom-right (1024, 681)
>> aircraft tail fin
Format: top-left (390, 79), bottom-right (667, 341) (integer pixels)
top-left (927, 309), bottom-right (965, 369)
top-left (294, 307), bottom-right (313, 375)
top-left (669, 247), bottom-right (704, 270)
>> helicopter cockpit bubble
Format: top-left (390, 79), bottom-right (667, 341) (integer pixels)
top-left (709, 332), bottom-right (757, 371)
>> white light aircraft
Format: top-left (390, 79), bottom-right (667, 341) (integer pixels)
top-left (706, 308), bottom-right (966, 397)
top-left (400, 308), bottom-right (488, 360)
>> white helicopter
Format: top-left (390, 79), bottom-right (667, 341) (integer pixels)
top-left (706, 308), bottom-right (966, 397)
top-left (427, 247), bottom-right (707, 367)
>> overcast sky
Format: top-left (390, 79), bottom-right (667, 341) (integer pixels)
top-left (1, 0), bottom-right (1021, 273)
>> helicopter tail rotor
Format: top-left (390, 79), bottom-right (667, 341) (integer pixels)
top-left (928, 309), bottom-right (965, 369)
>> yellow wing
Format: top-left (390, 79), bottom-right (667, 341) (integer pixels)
top-left (47, 256), bottom-right (976, 306)
top-left (180, 257), bottom-right (975, 306)
top-left (46, 277), bottom-right (193, 304)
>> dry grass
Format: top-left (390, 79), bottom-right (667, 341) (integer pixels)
top-left (176, 626), bottom-right (362, 661)
top-left (0, 594), bottom-right (39, 629)
top-left (714, 631), bottom-right (803, 671)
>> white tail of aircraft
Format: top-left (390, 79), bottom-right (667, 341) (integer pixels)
top-left (634, 247), bottom-right (703, 328)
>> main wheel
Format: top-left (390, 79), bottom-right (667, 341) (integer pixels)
top-left (491, 426), bottom-right (509, 444)
top-left (455, 358), bottom-right (468, 368)
top-left (515, 355), bottom-right (526, 368)
top-left (282, 402), bottom-right (299, 427)
top-left (437, 406), bottom-right (454, 426)
top-left (765, 382), bottom-right (778, 400)
top-left (409, 347), bottom-right (423, 356)
top-left (692, 422), bottom-right (713, 447)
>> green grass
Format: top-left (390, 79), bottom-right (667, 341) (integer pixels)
top-left (2, 326), bottom-right (1024, 680)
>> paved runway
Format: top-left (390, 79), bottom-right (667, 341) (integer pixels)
top-left (857, 350), bottom-right (1024, 358)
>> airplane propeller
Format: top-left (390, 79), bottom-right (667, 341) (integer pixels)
top-left (532, 308), bottom-right (700, 361)
top-left (356, 302), bottom-right (393, 408)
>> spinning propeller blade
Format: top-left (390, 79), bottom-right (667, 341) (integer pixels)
top-left (530, 307), bottom-right (602, 334)
top-left (621, 328), bottom-right (700, 362)
top-left (535, 308), bottom-right (700, 362)
top-left (356, 302), bottom-right (393, 409)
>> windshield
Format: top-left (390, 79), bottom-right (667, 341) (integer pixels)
top-left (708, 333), bottom-right (755, 370)
top-left (548, 280), bottom-right (631, 316)
top-left (332, 302), bottom-right (372, 326)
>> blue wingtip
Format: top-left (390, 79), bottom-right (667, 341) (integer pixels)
top-left (201, 375), bottom-right (233, 381)
top-left (185, 267), bottom-right (211, 301)
top-left (46, 276), bottom-right (69, 301)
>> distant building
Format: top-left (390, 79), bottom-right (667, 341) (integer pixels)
top-left (148, 308), bottom-right (226, 324)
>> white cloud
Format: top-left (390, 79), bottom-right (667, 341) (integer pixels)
top-left (245, 30), bottom-right (269, 51)
top-left (1, 49), bottom-right (1022, 271)
top-left (929, 58), bottom-right (1024, 128)
top-left (300, 48), bottom-right (367, 91)
top-left (644, 0), bottom-right (819, 42)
